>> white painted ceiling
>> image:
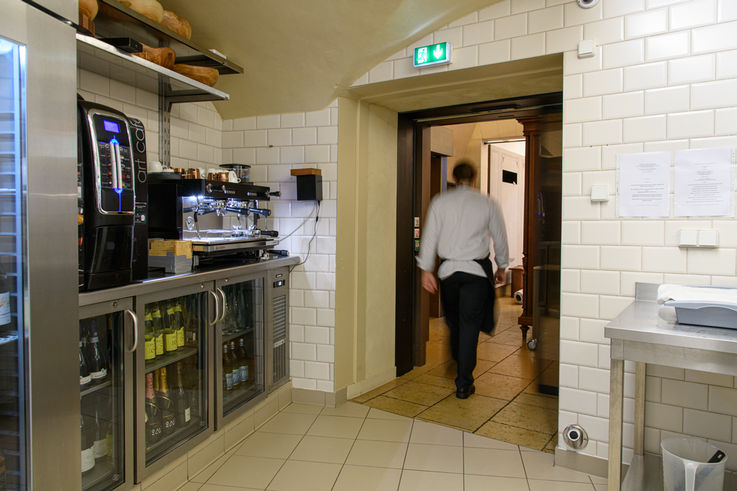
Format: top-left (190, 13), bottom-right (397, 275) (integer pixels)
top-left (162, 0), bottom-right (502, 119)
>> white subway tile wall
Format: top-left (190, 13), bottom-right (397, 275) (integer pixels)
top-left (224, 102), bottom-right (338, 393)
top-left (352, 0), bottom-right (737, 468)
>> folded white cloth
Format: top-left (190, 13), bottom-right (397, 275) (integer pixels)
top-left (657, 284), bottom-right (737, 305)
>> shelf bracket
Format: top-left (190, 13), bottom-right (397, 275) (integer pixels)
top-left (158, 76), bottom-right (171, 167)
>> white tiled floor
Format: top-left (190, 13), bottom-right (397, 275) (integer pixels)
top-left (181, 401), bottom-right (607, 491)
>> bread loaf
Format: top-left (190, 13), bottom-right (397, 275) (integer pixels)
top-left (160, 10), bottom-right (192, 39)
top-left (119, 0), bottom-right (164, 23)
top-left (172, 64), bottom-right (219, 87)
top-left (132, 44), bottom-right (175, 69)
top-left (79, 0), bottom-right (99, 19)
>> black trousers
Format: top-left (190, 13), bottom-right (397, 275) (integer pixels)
top-left (439, 272), bottom-right (491, 390)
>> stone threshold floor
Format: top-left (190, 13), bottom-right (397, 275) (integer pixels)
top-left (352, 296), bottom-right (559, 452)
top-left (179, 401), bottom-right (606, 491)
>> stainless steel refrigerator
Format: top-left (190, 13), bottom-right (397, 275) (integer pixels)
top-left (0, 1), bottom-right (79, 489)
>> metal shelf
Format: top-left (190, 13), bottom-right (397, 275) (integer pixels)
top-left (80, 379), bottom-right (112, 398)
top-left (221, 327), bottom-right (254, 345)
top-left (77, 34), bottom-right (230, 105)
top-left (82, 458), bottom-right (119, 491)
top-left (144, 346), bottom-right (198, 374)
top-left (95, 0), bottom-right (243, 75)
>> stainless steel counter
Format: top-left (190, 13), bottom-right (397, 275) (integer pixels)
top-left (605, 282), bottom-right (737, 491)
top-left (79, 256), bottom-right (299, 306)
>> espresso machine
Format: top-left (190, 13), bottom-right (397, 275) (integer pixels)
top-left (78, 100), bottom-right (136, 291)
top-left (148, 174), bottom-right (280, 264)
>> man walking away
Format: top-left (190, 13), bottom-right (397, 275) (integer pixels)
top-left (417, 160), bottom-right (509, 399)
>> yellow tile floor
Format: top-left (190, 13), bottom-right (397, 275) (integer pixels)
top-left (352, 296), bottom-right (559, 453)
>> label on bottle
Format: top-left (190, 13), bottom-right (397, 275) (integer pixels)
top-left (225, 372), bottom-right (233, 390)
top-left (176, 327), bottom-right (185, 348)
top-left (0, 292), bottom-right (10, 326)
top-left (148, 423), bottom-right (162, 442)
top-left (163, 414), bottom-right (176, 433)
top-left (93, 438), bottom-right (107, 459)
top-left (80, 374), bottom-right (92, 387)
top-left (144, 339), bottom-right (156, 360)
top-left (231, 368), bottom-right (240, 386)
top-left (184, 407), bottom-right (191, 423)
top-left (155, 334), bottom-right (164, 356)
top-left (81, 446), bottom-right (95, 473)
top-left (240, 365), bottom-right (248, 383)
top-left (90, 368), bottom-right (107, 380)
top-left (165, 332), bottom-right (178, 352)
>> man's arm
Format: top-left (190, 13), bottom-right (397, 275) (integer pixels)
top-left (488, 198), bottom-right (509, 283)
top-left (417, 199), bottom-right (440, 293)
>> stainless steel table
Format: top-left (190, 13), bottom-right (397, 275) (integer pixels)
top-left (604, 283), bottom-right (737, 491)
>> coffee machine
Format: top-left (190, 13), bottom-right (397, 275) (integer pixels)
top-left (148, 175), bottom-right (280, 264)
top-left (78, 100), bottom-right (137, 291)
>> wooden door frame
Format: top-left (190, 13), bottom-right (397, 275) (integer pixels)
top-left (394, 92), bottom-right (563, 376)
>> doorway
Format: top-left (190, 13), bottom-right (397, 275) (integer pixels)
top-left (370, 92), bottom-right (563, 450)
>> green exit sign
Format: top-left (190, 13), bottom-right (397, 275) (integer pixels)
top-left (413, 42), bottom-right (451, 68)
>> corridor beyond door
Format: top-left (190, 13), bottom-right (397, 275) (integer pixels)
top-left (353, 295), bottom-right (558, 453)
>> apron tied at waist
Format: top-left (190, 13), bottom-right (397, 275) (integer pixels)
top-left (438, 255), bottom-right (499, 334)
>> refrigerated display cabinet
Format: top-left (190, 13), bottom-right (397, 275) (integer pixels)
top-left (134, 283), bottom-right (214, 479)
top-left (79, 300), bottom-right (136, 491)
top-left (78, 258), bottom-right (295, 485)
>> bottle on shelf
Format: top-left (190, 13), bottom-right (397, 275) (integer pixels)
top-left (173, 362), bottom-right (191, 428)
top-left (184, 296), bottom-right (198, 347)
top-left (151, 304), bottom-right (165, 357)
top-left (157, 368), bottom-right (177, 437)
top-left (80, 338), bottom-right (92, 390)
top-left (223, 343), bottom-right (233, 391)
top-left (144, 310), bottom-right (156, 361)
top-left (145, 372), bottom-right (163, 450)
top-left (0, 263), bottom-right (11, 332)
top-left (163, 302), bottom-right (178, 354)
top-left (228, 340), bottom-right (241, 389)
top-left (81, 414), bottom-right (95, 474)
top-left (87, 320), bottom-right (108, 383)
top-left (174, 301), bottom-right (185, 350)
top-left (92, 396), bottom-right (108, 461)
top-left (237, 337), bottom-right (249, 385)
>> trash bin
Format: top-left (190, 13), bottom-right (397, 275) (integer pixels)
top-left (661, 437), bottom-right (727, 491)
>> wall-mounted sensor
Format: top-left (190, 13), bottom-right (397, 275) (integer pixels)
top-left (577, 0), bottom-right (600, 8)
top-left (590, 184), bottom-right (608, 202)
top-left (578, 40), bottom-right (596, 59)
top-left (563, 424), bottom-right (589, 450)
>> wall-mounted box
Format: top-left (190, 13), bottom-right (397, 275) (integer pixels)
top-left (290, 168), bottom-right (323, 201)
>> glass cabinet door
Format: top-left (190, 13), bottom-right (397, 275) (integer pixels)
top-left (139, 290), bottom-right (208, 466)
top-left (79, 303), bottom-right (134, 491)
top-left (0, 35), bottom-right (26, 490)
top-left (217, 277), bottom-right (264, 419)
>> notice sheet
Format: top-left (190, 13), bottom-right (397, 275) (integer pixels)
top-left (617, 151), bottom-right (671, 217)
top-left (675, 147), bottom-right (733, 217)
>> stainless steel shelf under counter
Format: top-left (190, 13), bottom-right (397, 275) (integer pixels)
top-left (604, 282), bottom-right (737, 491)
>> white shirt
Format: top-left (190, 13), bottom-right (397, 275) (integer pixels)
top-left (417, 184), bottom-right (509, 280)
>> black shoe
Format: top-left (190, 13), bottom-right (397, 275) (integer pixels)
top-left (456, 384), bottom-right (475, 399)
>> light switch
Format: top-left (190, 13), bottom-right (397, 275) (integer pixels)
top-left (698, 230), bottom-right (719, 248)
top-left (590, 184), bottom-right (609, 202)
top-left (679, 229), bottom-right (699, 247)
top-left (578, 40), bottom-right (596, 58)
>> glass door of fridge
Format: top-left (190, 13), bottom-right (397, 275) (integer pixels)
top-left (136, 285), bottom-right (211, 472)
top-left (79, 300), bottom-right (136, 491)
top-left (0, 33), bottom-right (26, 491)
top-left (216, 275), bottom-right (265, 422)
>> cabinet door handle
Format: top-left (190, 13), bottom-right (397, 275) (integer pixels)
top-left (124, 309), bottom-right (138, 353)
top-left (216, 287), bottom-right (227, 323)
top-left (208, 290), bottom-right (220, 326)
